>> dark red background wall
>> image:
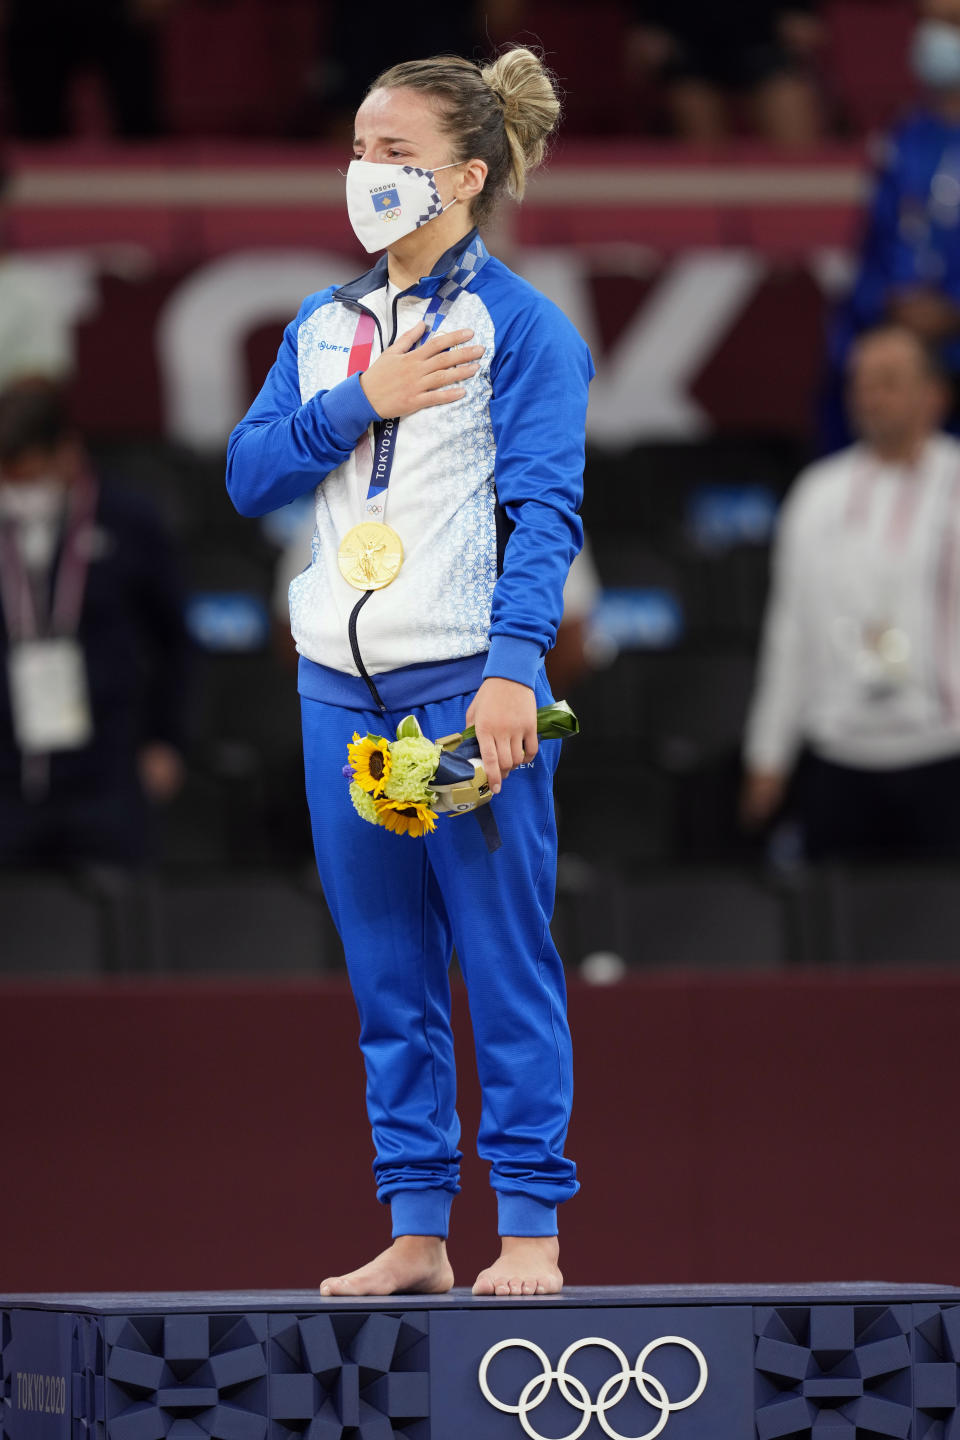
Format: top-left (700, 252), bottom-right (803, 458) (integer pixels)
top-left (1, 973), bottom-right (957, 1293)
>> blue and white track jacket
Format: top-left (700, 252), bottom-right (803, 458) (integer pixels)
top-left (226, 228), bottom-right (594, 707)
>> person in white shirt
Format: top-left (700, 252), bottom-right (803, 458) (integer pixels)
top-left (743, 322), bottom-right (960, 858)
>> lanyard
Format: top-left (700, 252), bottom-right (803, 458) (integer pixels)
top-left (0, 473), bottom-right (97, 643)
top-left (844, 452), bottom-right (927, 549)
top-left (348, 235), bottom-right (490, 526)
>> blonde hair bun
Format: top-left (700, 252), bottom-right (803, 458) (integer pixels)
top-left (479, 46), bottom-right (561, 202)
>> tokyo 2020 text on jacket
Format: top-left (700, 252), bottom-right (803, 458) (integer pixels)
top-left (226, 227), bottom-right (594, 709)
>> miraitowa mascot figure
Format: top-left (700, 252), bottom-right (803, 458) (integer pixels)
top-left (226, 45), bottom-right (594, 1297)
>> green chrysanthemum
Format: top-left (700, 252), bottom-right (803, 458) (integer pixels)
top-left (382, 735), bottom-right (442, 805)
top-left (349, 781), bottom-right (380, 825)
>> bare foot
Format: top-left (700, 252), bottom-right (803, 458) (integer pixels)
top-left (472, 1236), bottom-right (562, 1297)
top-left (319, 1235), bottom-right (454, 1297)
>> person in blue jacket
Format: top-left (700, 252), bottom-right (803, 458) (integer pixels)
top-left (227, 46), bottom-right (593, 1297)
top-left (826, 0), bottom-right (960, 448)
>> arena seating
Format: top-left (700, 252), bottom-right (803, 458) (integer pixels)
top-left (0, 869), bottom-right (339, 974)
top-left (0, 872), bottom-right (105, 974)
top-left (162, 0), bottom-right (319, 138)
top-left (155, 871), bottom-right (339, 972)
top-left (0, 0), bottom-right (920, 144)
top-left (4, 411), bottom-right (926, 980)
top-left (4, 861), bottom-right (960, 974)
top-left (793, 862), bottom-right (960, 967)
top-left (822, 0), bottom-right (916, 134)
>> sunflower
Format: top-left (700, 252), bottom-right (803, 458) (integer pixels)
top-left (374, 796), bottom-right (437, 837)
top-left (348, 732), bottom-right (392, 794)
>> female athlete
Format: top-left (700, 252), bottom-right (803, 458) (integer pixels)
top-left (227, 45), bottom-right (593, 1297)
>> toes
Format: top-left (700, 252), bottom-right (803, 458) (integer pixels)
top-left (320, 1274), bottom-right (363, 1296)
top-left (474, 1264), bottom-right (562, 1298)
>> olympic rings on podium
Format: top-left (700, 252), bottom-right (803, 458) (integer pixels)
top-left (478, 1334), bottom-right (709, 1440)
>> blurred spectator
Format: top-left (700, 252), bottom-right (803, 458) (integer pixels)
top-left (2, 0), bottom-right (171, 140)
top-left (0, 388), bottom-right (190, 867)
top-left (626, 0), bottom-right (825, 144)
top-left (545, 539), bottom-right (603, 696)
top-left (743, 324), bottom-right (960, 860)
top-left (826, 0), bottom-right (960, 446)
top-left (304, 0), bottom-right (522, 139)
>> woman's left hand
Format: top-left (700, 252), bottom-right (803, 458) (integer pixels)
top-left (465, 677), bottom-right (539, 795)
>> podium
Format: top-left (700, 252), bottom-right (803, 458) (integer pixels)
top-left (2, 1284), bottom-right (959, 1440)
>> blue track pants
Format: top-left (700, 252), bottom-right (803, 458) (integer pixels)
top-left (301, 667), bottom-right (578, 1239)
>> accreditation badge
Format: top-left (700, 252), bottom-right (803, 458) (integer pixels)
top-left (8, 637), bottom-right (94, 752)
top-left (855, 621), bottom-right (912, 700)
top-left (337, 521), bottom-right (404, 591)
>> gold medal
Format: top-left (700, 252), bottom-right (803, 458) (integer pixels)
top-left (337, 521), bottom-right (404, 591)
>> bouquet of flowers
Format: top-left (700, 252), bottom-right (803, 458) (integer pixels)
top-left (344, 700), bottom-right (579, 838)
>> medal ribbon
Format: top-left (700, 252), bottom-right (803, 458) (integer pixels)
top-left (347, 314), bottom-right (376, 377)
top-left (0, 472), bottom-right (97, 643)
top-left (348, 234), bottom-right (490, 526)
top-left (347, 314), bottom-right (376, 474)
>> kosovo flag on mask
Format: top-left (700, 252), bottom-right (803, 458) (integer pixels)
top-left (373, 189), bottom-right (401, 210)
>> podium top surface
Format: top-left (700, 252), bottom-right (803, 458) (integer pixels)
top-left (2, 1283), bottom-right (959, 1313)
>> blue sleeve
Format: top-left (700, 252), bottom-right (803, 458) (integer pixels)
top-left (225, 291), bottom-right (380, 519)
top-left (482, 290), bottom-right (594, 691)
top-left (932, 220), bottom-right (960, 308)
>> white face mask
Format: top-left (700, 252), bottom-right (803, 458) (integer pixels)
top-left (0, 476), bottom-right (64, 522)
top-left (345, 159), bottom-right (461, 253)
top-left (912, 18), bottom-right (960, 91)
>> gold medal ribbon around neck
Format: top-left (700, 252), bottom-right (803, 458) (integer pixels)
top-left (336, 235), bottom-right (491, 594)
